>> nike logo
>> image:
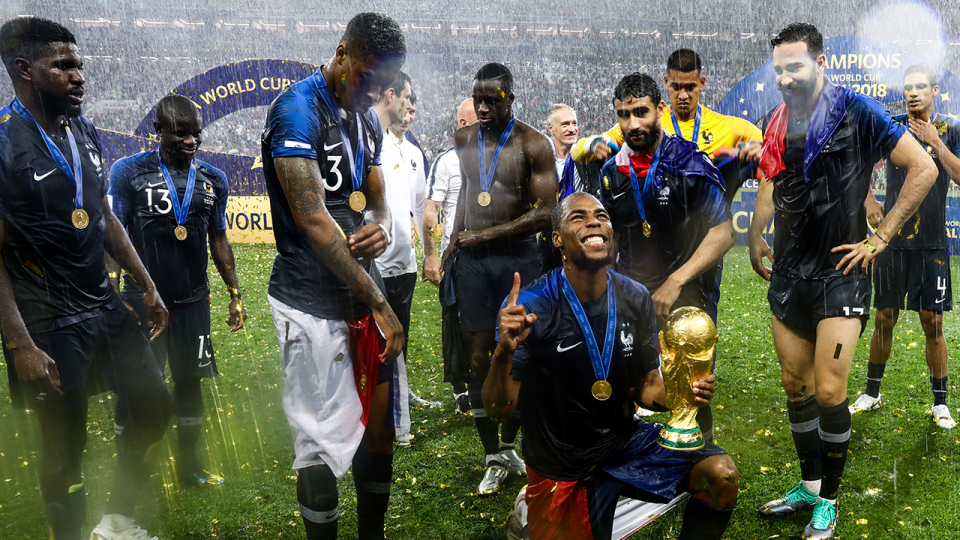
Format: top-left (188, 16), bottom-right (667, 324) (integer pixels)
top-left (557, 341), bottom-right (582, 353)
top-left (147, 181), bottom-right (165, 188)
top-left (34, 169), bottom-right (56, 181)
top-left (323, 141), bottom-right (343, 151)
top-left (611, 191), bottom-right (626, 199)
top-left (198, 360), bottom-right (212, 369)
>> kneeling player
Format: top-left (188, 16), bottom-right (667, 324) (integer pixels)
top-left (484, 193), bottom-right (739, 540)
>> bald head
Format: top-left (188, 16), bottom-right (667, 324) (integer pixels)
top-left (457, 99), bottom-right (477, 127)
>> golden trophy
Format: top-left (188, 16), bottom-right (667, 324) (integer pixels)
top-left (656, 306), bottom-right (718, 451)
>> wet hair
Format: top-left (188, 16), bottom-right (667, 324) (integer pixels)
top-left (408, 90), bottom-right (417, 106)
top-left (385, 70), bottom-right (411, 99)
top-left (546, 103), bottom-right (576, 127)
top-left (156, 94), bottom-right (200, 127)
top-left (551, 192), bottom-right (603, 232)
top-left (474, 62), bottom-right (513, 94)
top-left (666, 49), bottom-right (702, 74)
top-left (904, 63), bottom-right (938, 87)
top-left (340, 12), bottom-right (406, 64)
top-left (770, 23), bottom-right (824, 58)
top-left (0, 17), bottom-right (76, 78)
top-left (613, 73), bottom-right (661, 106)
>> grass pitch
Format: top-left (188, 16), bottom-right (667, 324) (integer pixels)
top-left (2, 245), bottom-right (960, 539)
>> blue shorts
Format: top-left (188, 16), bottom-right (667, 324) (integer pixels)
top-left (123, 290), bottom-right (217, 382)
top-left (455, 238), bottom-right (541, 333)
top-left (874, 248), bottom-right (952, 312)
top-left (4, 298), bottom-right (167, 407)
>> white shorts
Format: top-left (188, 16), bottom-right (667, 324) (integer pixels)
top-left (269, 295), bottom-right (408, 477)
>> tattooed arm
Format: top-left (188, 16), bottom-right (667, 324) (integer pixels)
top-left (103, 197), bottom-right (168, 341)
top-left (274, 156), bottom-right (403, 362)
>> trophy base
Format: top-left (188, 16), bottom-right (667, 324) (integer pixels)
top-left (657, 424), bottom-right (704, 451)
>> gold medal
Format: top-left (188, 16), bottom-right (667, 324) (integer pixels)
top-left (349, 191), bottom-right (367, 212)
top-left (478, 191), bottom-right (491, 207)
top-left (591, 380), bottom-right (613, 401)
top-left (174, 225), bottom-right (188, 240)
top-left (71, 208), bottom-right (89, 229)
top-left (642, 221), bottom-right (652, 238)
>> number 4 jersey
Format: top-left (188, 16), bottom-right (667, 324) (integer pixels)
top-left (110, 150), bottom-right (229, 304)
top-left (261, 68), bottom-right (384, 321)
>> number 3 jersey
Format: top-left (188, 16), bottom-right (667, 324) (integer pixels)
top-left (261, 68), bottom-right (384, 320)
top-left (109, 151), bottom-right (229, 304)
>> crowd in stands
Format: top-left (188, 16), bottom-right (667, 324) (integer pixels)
top-left (1, 15), bottom-right (958, 190)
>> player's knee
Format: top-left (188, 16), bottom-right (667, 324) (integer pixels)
top-left (874, 308), bottom-right (897, 333)
top-left (297, 465), bottom-right (339, 511)
top-left (779, 371), bottom-right (807, 398)
top-left (919, 311), bottom-right (944, 339)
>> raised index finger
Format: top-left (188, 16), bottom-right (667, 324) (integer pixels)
top-left (507, 272), bottom-right (521, 307)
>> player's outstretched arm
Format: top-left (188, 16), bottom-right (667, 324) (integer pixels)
top-left (348, 165), bottom-right (392, 260)
top-left (832, 133), bottom-right (936, 274)
top-left (748, 178), bottom-right (776, 281)
top-left (274, 156), bottom-right (403, 363)
top-left (653, 219), bottom-right (734, 321)
top-left (210, 231), bottom-right (246, 331)
top-left (0, 221), bottom-right (62, 396)
top-left (483, 273), bottom-right (534, 423)
top-left (103, 198), bottom-right (168, 341)
top-left (421, 200), bottom-right (442, 286)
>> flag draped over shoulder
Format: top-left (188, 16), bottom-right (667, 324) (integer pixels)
top-left (759, 81), bottom-right (851, 182)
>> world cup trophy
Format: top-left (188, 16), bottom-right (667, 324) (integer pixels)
top-left (656, 306), bottom-right (718, 451)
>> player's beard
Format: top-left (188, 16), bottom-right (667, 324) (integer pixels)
top-left (625, 124), bottom-right (660, 153)
top-left (576, 248), bottom-right (615, 273)
top-left (780, 74), bottom-right (818, 112)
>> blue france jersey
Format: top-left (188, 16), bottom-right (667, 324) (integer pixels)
top-left (261, 68), bottom-right (383, 320)
top-left (0, 105), bottom-right (113, 332)
top-left (110, 151), bottom-right (229, 304)
top-left (502, 268), bottom-right (660, 481)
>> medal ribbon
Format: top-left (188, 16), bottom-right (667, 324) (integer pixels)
top-left (156, 148), bottom-right (197, 227)
top-left (477, 118), bottom-right (516, 193)
top-left (627, 142), bottom-right (663, 224)
top-left (12, 98), bottom-right (83, 209)
top-left (314, 70), bottom-right (365, 192)
top-left (559, 269), bottom-right (617, 382)
top-left (670, 105), bottom-right (702, 145)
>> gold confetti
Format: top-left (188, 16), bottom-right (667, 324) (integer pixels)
top-left (856, 519), bottom-right (868, 525)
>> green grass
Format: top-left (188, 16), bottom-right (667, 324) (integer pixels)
top-left (3, 244), bottom-right (960, 539)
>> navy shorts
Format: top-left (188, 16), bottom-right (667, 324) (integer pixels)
top-left (768, 272), bottom-right (871, 336)
top-left (874, 248), bottom-right (952, 312)
top-left (123, 291), bottom-right (217, 382)
top-left (587, 421), bottom-right (726, 539)
top-left (455, 238), bottom-right (541, 333)
top-left (4, 298), bottom-right (168, 407)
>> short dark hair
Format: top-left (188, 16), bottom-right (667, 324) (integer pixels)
top-left (386, 71), bottom-right (411, 98)
top-left (666, 49), bottom-right (702, 74)
top-left (156, 94), bottom-right (200, 126)
top-left (551, 192), bottom-right (603, 232)
top-left (613, 73), bottom-right (661, 107)
top-left (904, 63), bottom-right (938, 87)
top-left (0, 17), bottom-right (76, 78)
top-left (474, 62), bottom-right (513, 94)
top-left (770, 22), bottom-right (824, 58)
top-left (407, 90), bottom-right (417, 105)
top-left (340, 12), bottom-right (406, 64)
